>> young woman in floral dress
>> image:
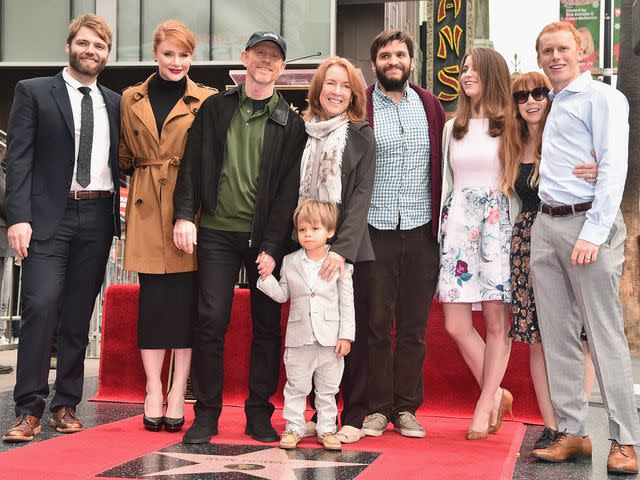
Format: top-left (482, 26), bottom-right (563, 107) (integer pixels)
top-left (437, 48), bottom-right (516, 440)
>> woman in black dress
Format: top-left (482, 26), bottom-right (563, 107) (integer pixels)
top-left (120, 20), bottom-right (216, 432)
top-left (499, 71), bottom-right (597, 450)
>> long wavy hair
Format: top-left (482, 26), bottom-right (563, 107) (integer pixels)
top-left (452, 47), bottom-right (511, 140)
top-left (498, 72), bottom-right (552, 196)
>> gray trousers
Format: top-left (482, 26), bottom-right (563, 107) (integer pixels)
top-left (283, 343), bottom-right (344, 436)
top-left (531, 210), bottom-right (639, 445)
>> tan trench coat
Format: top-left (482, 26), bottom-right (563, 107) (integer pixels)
top-left (119, 74), bottom-right (216, 273)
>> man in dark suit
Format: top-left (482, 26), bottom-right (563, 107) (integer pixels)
top-left (3, 14), bottom-right (120, 443)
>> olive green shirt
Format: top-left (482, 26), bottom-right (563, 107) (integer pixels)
top-left (200, 85), bottom-right (279, 232)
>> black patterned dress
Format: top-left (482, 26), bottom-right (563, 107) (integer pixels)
top-left (508, 163), bottom-right (541, 343)
top-left (508, 163), bottom-right (587, 344)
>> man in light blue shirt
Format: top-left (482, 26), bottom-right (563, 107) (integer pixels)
top-left (529, 22), bottom-right (639, 474)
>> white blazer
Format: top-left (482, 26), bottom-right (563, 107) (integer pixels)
top-left (257, 248), bottom-right (355, 348)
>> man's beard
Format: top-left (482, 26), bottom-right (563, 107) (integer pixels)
top-left (68, 50), bottom-right (106, 77)
top-left (375, 64), bottom-right (411, 92)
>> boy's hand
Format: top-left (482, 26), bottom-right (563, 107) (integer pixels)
top-left (319, 252), bottom-right (345, 281)
top-left (335, 339), bottom-right (351, 357)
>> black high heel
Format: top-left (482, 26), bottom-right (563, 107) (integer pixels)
top-left (163, 416), bottom-right (185, 433)
top-left (143, 415), bottom-right (163, 432)
top-left (143, 395), bottom-right (164, 432)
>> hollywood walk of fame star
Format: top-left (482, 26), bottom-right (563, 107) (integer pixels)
top-left (147, 447), bottom-right (367, 479)
top-left (97, 442), bottom-right (379, 479)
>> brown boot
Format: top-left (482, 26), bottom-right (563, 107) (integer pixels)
top-left (2, 414), bottom-right (41, 443)
top-left (531, 432), bottom-right (592, 462)
top-left (50, 406), bottom-right (83, 433)
top-left (607, 440), bottom-right (638, 475)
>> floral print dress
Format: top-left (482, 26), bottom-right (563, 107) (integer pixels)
top-left (437, 119), bottom-right (512, 304)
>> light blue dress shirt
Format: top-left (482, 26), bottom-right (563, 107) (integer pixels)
top-left (540, 71), bottom-right (628, 245)
top-left (369, 83), bottom-right (431, 230)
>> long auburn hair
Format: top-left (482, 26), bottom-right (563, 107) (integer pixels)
top-left (453, 48), bottom-right (511, 140)
top-left (304, 56), bottom-right (366, 123)
top-left (498, 72), bottom-right (552, 196)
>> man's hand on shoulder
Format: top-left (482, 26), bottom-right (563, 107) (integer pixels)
top-left (8, 222), bottom-right (32, 259)
top-left (571, 239), bottom-right (600, 266)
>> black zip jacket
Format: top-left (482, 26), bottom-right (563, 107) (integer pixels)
top-left (173, 85), bottom-right (306, 259)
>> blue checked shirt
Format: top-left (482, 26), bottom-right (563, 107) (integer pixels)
top-left (368, 83), bottom-right (431, 230)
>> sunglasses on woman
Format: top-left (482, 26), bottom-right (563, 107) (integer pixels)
top-left (513, 87), bottom-right (550, 104)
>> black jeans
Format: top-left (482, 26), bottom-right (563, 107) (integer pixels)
top-left (15, 197), bottom-right (113, 417)
top-left (366, 222), bottom-right (439, 421)
top-left (192, 228), bottom-right (282, 425)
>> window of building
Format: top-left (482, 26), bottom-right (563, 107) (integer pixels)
top-left (1, 0), bottom-right (332, 63)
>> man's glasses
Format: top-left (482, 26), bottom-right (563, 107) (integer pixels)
top-left (513, 87), bottom-right (550, 104)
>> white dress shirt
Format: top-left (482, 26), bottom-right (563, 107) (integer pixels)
top-left (62, 68), bottom-right (113, 192)
top-left (540, 71), bottom-right (629, 245)
top-left (301, 247), bottom-right (329, 345)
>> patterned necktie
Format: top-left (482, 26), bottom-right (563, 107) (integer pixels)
top-left (76, 86), bottom-right (93, 188)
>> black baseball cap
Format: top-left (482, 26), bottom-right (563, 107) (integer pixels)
top-left (245, 31), bottom-right (287, 59)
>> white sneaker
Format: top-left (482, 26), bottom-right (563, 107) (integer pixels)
top-left (0, 337), bottom-right (9, 346)
top-left (302, 421), bottom-right (316, 438)
top-left (335, 425), bottom-right (365, 443)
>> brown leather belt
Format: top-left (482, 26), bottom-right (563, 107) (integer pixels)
top-left (68, 190), bottom-right (113, 200)
top-left (539, 201), bottom-right (592, 217)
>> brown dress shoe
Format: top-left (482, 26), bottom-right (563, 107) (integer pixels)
top-left (50, 407), bottom-right (83, 433)
top-left (531, 432), bottom-right (592, 462)
top-left (607, 440), bottom-right (638, 475)
top-left (2, 414), bottom-right (41, 442)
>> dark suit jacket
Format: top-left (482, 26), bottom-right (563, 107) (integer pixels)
top-left (5, 72), bottom-right (121, 241)
top-left (330, 121), bottom-right (375, 264)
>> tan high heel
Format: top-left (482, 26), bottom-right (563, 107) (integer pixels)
top-left (488, 389), bottom-right (514, 435)
top-left (466, 413), bottom-right (493, 440)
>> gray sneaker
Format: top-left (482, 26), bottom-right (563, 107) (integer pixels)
top-left (362, 413), bottom-right (388, 437)
top-left (394, 411), bottom-right (425, 438)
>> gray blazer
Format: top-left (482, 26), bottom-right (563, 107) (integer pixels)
top-left (257, 248), bottom-right (355, 348)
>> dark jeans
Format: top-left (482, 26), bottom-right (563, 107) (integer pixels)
top-left (192, 228), bottom-right (282, 425)
top-left (15, 197), bottom-right (113, 417)
top-left (366, 222), bottom-right (439, 421)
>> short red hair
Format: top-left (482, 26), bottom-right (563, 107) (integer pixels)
top-left (152, 19), bottom-right (196, 55)
top-left (535, 21), bottom-right (582, 54)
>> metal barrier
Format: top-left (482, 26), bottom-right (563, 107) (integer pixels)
top-left (0, 131), bottom-right (248, 357)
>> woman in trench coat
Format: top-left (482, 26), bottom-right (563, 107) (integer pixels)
top-left (119, 20), bottom-right (216, 432)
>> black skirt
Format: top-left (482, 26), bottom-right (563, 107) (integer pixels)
top-left (137, 271), bottom-right (197, 349)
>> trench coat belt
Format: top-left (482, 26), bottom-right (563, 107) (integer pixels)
top-left (132, 156), bottom-right (181, 184)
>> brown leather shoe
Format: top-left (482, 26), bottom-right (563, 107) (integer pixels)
top-left (2, 414), bottom-right (41, 442)
top-left (531, 432), bottom-right (592, 462)
top-left (607, 440), bottom-right (638, 475)
top-left (50, 407), bottom-right (83, 433)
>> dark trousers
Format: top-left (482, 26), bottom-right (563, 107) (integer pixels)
top-left (14, 197), bottom-right (113, 417)
top-left (366, 223), bottom-right (439, 421)
top-left (192, 228), bottom-right (282, 425)
top-left (310, 260), bottom-right (370, 429)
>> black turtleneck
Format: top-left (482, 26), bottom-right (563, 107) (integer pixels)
top-left (147, 72), bottom-right (187, 137)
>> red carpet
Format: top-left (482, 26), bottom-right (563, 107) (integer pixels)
top-left (94, 285), bottom-right (542, 424)
top-left (0, 405), bottom-right (525, 480)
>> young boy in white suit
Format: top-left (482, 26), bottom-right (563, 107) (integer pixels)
top-left (257, 199), bottom-right (355, 451)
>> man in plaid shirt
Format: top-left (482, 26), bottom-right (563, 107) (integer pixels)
top-left (357, 30), bottom-right (445, 439)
